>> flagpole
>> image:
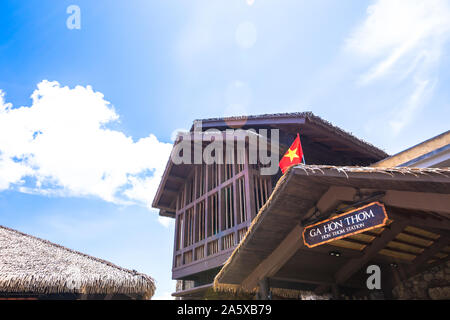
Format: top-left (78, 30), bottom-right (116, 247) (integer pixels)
top-left (298, 133), bottom-right (305, 165)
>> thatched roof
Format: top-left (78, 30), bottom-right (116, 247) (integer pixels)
top-left (0, 226), bottom-right (155, 299)
top-left (214, 164), bottom-right (450, 292)
top-left (373, 130), bottom-right (450, 168)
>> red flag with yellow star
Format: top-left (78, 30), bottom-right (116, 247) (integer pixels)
top-left (279, 133), bottom-right (304, 174)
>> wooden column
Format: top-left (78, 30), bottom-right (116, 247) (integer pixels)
top-left (335, 221), bottom-right (407, 285)
top-left (406, 235), bottom-right (450, 278)
top-left (331, 284), bottom-right (340, 300)
top-left (242, 224), bottom-right (304, 291)
top-left (180, 209), bottom-right (185, 251)
top-left (204, 165), bottom-right (209, 258)
top-left (380, 264), bottom-right (396, 300)
top-left (172, 213), bottom-right (179, 268)
top-left (233, 175), bottom-right (239, 245)
top-left (218, 164), bottom-right (223, 251)
top-left (258, 278), bottom-right (270, 300)
top-left (193, 166), bottom-right (198, 242)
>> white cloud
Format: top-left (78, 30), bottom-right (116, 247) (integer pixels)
top-left (235, 21), bottom-right (257, 49)
top-left (345, 0), bottom-right (450, 133)
top-left (158, 216), bottom-right (174, 228)
top-left (346, 0), bottom-right (450, 83)
top-left (174, 1), bottom-right (260, 67)
top-left (390, 76), bottom-right (437, 135)
top-left (0, 81), bottom-right (172, 212)
top-left (170, 128), bottom-right (189, 142)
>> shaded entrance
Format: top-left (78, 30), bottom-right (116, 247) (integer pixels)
top-left (214, 165), bottom-right (450, 300)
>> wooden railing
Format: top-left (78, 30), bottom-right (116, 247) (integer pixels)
top-left (222, 232), bottom-right (235, 250)
top-left (238, 227), bottom-right (248, 242)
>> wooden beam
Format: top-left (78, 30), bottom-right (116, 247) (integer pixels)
top-left (331, 147), bottom-right (354, 152)
top-left (164, 188), bottom-right (180, 197)
top-left (314, 284), bottom-right (330, 295)
top-left (204, 165), bottom-right (209, 258)
top-left (308, 188), bottom-right (450, 230)
top-left (406, 235), bottom-right (450, 278)
top-left (172, 283), bottom-right (213, 298)
top-left (246, 166), bottom-right (257, 220)
top-left (200, 116), bottom-right (306, 130)
top-left (310, 137), bottom-right (335, 143)
top-left (167, 174), bottom-right (186, 184)
top-left (335, 221), bottom-right (407, 285)
top-left (382, 190), bottom-right (450, 215)
top-left (258, 278), bottom-right (270, 300)
top-left (241, 224), bottom-right (304, 291)
top-left (272, 274), bottom-right (336, 286)
top-left (160, 209), bottom-right (175, 218)
top-left (317, 186), bottom-right (357, 213)
top-left (387, 209), bottom-right (450, 232)
top-left (302, 186), bottom-right (357, 223)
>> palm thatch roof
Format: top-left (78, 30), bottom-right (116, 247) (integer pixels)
top-left (154, 112), bottom-right (389, 215)
top-left (0, 225), bottom-right (155, 299)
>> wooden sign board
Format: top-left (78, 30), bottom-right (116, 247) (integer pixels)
top-left (302, 202), bottom-right (388, 248)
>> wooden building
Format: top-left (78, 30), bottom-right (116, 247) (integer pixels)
top-left (373, 130), bottom-right (450, 168)
top-left (152, 112), bottom-right (389, 299)
top-left (0, 225), bottom-right (155, 300)
top-left (213, 165), bottom-right (450, 300)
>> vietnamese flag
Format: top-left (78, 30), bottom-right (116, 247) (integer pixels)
top-left (279, 133), bottom-right (304, 174)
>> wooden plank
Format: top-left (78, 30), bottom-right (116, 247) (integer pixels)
top-left (335, 221), bottom-right (407, 285)
top-left (271, 275), bottom-right (335, 287)
top-left (406, 235), bottom-right (450, 278)
top-left (162, 188), bottom-right (179, 197)
top-left (317, 186), bottom-right (357, 214)
top-left (217, 177), bottom-right (223, 251)
top-left (331, 147), bottom-right (354, 152)
top-left (167, 174), bottom-right (185, 185)
top-left (389, 238), bottom-right (429, 250)
top-left (241, 224), bottom-right (304, 291)
top-left (310, 137), bottom-right (335, 143)
top-left (172, 283), bottom-right (213, 298)
top-left (172, 247), bottom-right (236, 279)
top-left (388, 210), bottom-right (450, 232)
top-left (301, 186), bottom-right (357, 224)
top-left (258, 278), bottom-right (270, 300)
top-left (193, 167), bottom-right (198, 242)
top-left (199, 116), bottom-right (306, 130)
top-left (172, 213), bottom-right (180, 268)
top-left (245, 162), bottom-right (257, 221)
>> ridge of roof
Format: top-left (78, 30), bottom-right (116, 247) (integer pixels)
top-left (214, 164), bottom-right (450, 290)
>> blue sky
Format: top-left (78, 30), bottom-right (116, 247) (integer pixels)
top-left (0, 0), bottom-right (449, 299)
